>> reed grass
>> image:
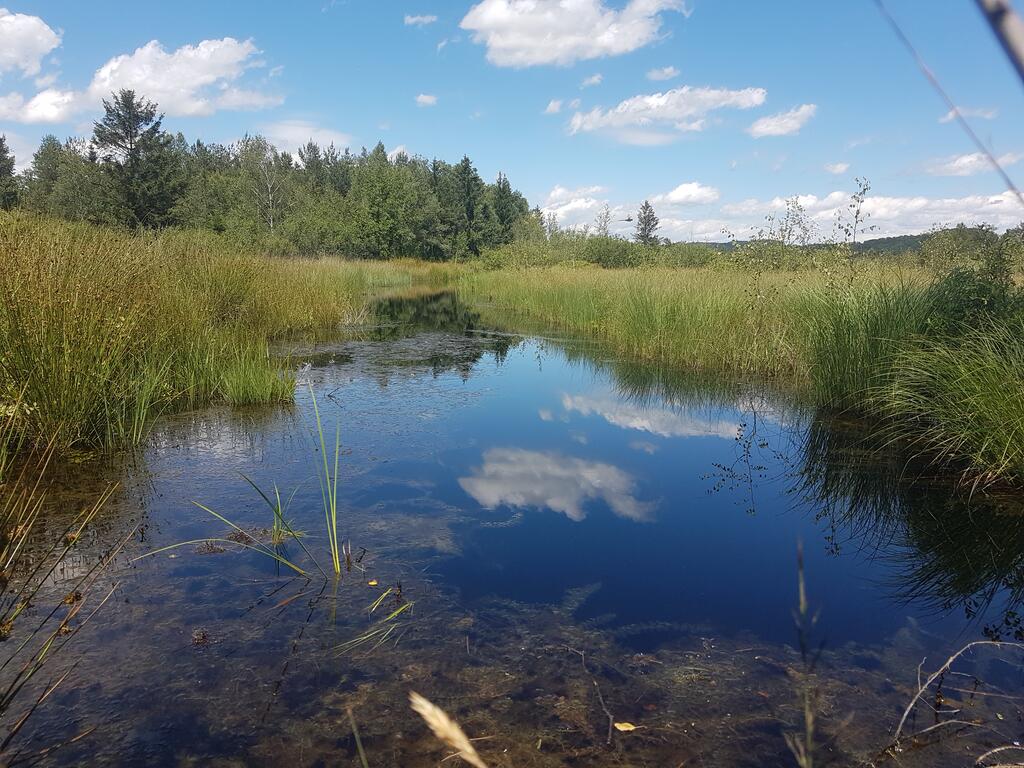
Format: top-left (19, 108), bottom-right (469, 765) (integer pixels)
top-left (0, 440), bottom-right (120, 760)
top-left (309, 386), bottom-right (343, 576)
top-left (876, 319), bottom-right (1024, 487)
top-left (0, 213), bottom-right (448, 454)
top-left (797, 280), bottom-right (932, 408)
top-left (462, 264), bottom-right (922, 380)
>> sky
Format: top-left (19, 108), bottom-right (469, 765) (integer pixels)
top-left (1, 0), bottom-right (1023, 241)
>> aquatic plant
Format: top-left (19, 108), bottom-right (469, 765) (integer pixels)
top-left (0, 442), bottom-right (120, 760)
top-left (139, 501), bottom-right (309, 577)
top-left (239, 474), bottom-right (304, 547)
top-left (309, 386), bottom-right (343, 576)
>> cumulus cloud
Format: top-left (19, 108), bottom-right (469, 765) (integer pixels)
top-left (747, 103), bottom-right (816, 137)
top-left (458, 447), bottom-right (654, 522)
top-left (460, 0), bottom-right (685, 68)
top-left (561, 393), bottom-right (740, 439)
top-left (0, 8), bottom-right (61, 78)
top-left (1, 36), bottom-right (281, 123)
top-left (544, 98), bottom-right (562, 114)
top-left (415, 93), bottom-right (438, 107)
top-left (651, 181), bottom-right (720, 205)
top-left (581, 73), bottom-right (602, 88)
top-left (86, 38), bottom-right (278, 117)
top-left (939, 106), bottom-right (998, 124)
top-left (262, 119), bottom-right (352, 153)
top-left (541, 184), bottom-right (610, 226)
top-left (926, 151), bottom-right (1022, 177)
top-left (569, 85), bottom-right (766, 145)
top-left (824, 162), bottom-right (849, 174)
top-left (646, 65), bottom-right (679, 81)
top-left (404, 14), bottom-right (438, 25)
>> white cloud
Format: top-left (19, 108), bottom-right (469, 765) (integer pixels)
top-left (87, 38), bottom-right (277, 117)
top-left (646, 65), bottom-right (679, 81)
top-left (651, 181), bottom-right (720, 205)
top-left (568, 97), bottom-right (581, 109)
top-left (460, 0), bottom-right (685, 68)
top-left (387, 144), bottom-right (409, 161)
top-left (0, 36), bottom-right (280, 123)
top-left (415, 93), bottom-right (438, 107)
top-left (824, 162), bottom-right (849, 174)
top-left (262, 120), bottom-right (352, 153)
top-left (581, 73), bottom-right (603, 88)
top-left (404, 14), bottom-right (438, 26)
top-left (747, 103), bottom-right (817, 137)
top-left (721, 189), bottom-right (1024, 239)
top-left (544, 98), bottom-right (562, 114)
top-left (0, 8), bottom-right (61, 78)
top-left (459, 448), bottom-right (654, 522)
top-left (546, 184), bottom-right (607, 205)
top-left (541, 184), bottom-right (611, 227)
top-left (939, 106), bottom-right (998, 124)
top-left (562, 393), bottom-right (739, 439)
top-left (926, 151), bottom-right (1022, 177)
top-left (569, 85), bottom-right (766, 145)
top-left (216, 87), bottom-right (283, 111)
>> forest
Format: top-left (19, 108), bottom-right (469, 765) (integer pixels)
top-left (0, 89), bottom-right (532, 260)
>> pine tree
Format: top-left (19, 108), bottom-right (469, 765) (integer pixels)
top-left (0, 135), bottom-right (17, 210)
top-left (635, 200), bottom-right (659, 246)
top-left (92, 89), bottom-right (183, 227)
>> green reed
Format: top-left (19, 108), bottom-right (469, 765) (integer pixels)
top-left (0, 212), bottom-right (451, 455)
top-left (309, 386), bottom-right (343, 576)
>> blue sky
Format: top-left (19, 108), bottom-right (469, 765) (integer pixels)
top-left (2, 0), bottom-right (1023, 240)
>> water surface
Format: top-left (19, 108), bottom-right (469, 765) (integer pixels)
top-left (14, 292), bottom-right (1024, 767)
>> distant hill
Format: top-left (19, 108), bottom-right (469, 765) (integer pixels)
top-left (852, 233), bottom-right (927, 254)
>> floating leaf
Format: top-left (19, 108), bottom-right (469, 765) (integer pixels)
top-left (614, 722), bottom-right (638, 732)
top-left (367, 579), bottom-right (378, 586)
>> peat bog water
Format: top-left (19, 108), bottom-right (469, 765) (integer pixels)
top-left (15, 292), bottom-right (1024, 766)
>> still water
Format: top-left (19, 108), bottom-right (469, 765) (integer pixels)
top-left (15, 292), bottom-right (1024, 766)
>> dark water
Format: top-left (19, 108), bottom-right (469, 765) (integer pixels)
top-left (10, 292), bottom-right (1024, 766)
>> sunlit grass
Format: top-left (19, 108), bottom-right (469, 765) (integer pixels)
top-left (876, 319), bottom-right (1024, 488)
top-left (0, 212), bottom-right (452, 454)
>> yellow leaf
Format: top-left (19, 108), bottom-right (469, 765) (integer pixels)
top-left (614, 722), bottom-right (638, 732)
top-left (367, 579), bottom-right (379, 587)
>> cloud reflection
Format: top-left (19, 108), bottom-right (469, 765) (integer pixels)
top-left (459, 448), bottom-right (653, 522)
top-left (561, 393), bottom-right (740, 439)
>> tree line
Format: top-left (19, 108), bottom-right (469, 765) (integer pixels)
top-left (0, 90), bottom-right (534, 260)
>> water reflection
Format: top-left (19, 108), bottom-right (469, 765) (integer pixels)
top-left (560, 390), bottom-right (741, 439)
top-left (459, 447), bottom-right (655, 522)
top-left (796, 413), bottom-right (1024, 639)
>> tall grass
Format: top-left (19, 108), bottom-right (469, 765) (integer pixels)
top-left (463, 265), bottom-right (917, 379)
top-left (0, 213), bottom-right (448, 453)
top-left (797, 281), bottom-right (932, 408)
top-left (877, 320), bottom-right (1024, 487)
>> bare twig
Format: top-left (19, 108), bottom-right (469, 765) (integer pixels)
top-left (975, 0), bottom-right (1024, 84)
top-left (874, 0), bottom-right (1024, 209)
top-left (891, 641), bottom-right (1024, 747)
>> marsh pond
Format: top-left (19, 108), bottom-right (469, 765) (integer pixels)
top-left (14, 292), bottom-right (1024, 767)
